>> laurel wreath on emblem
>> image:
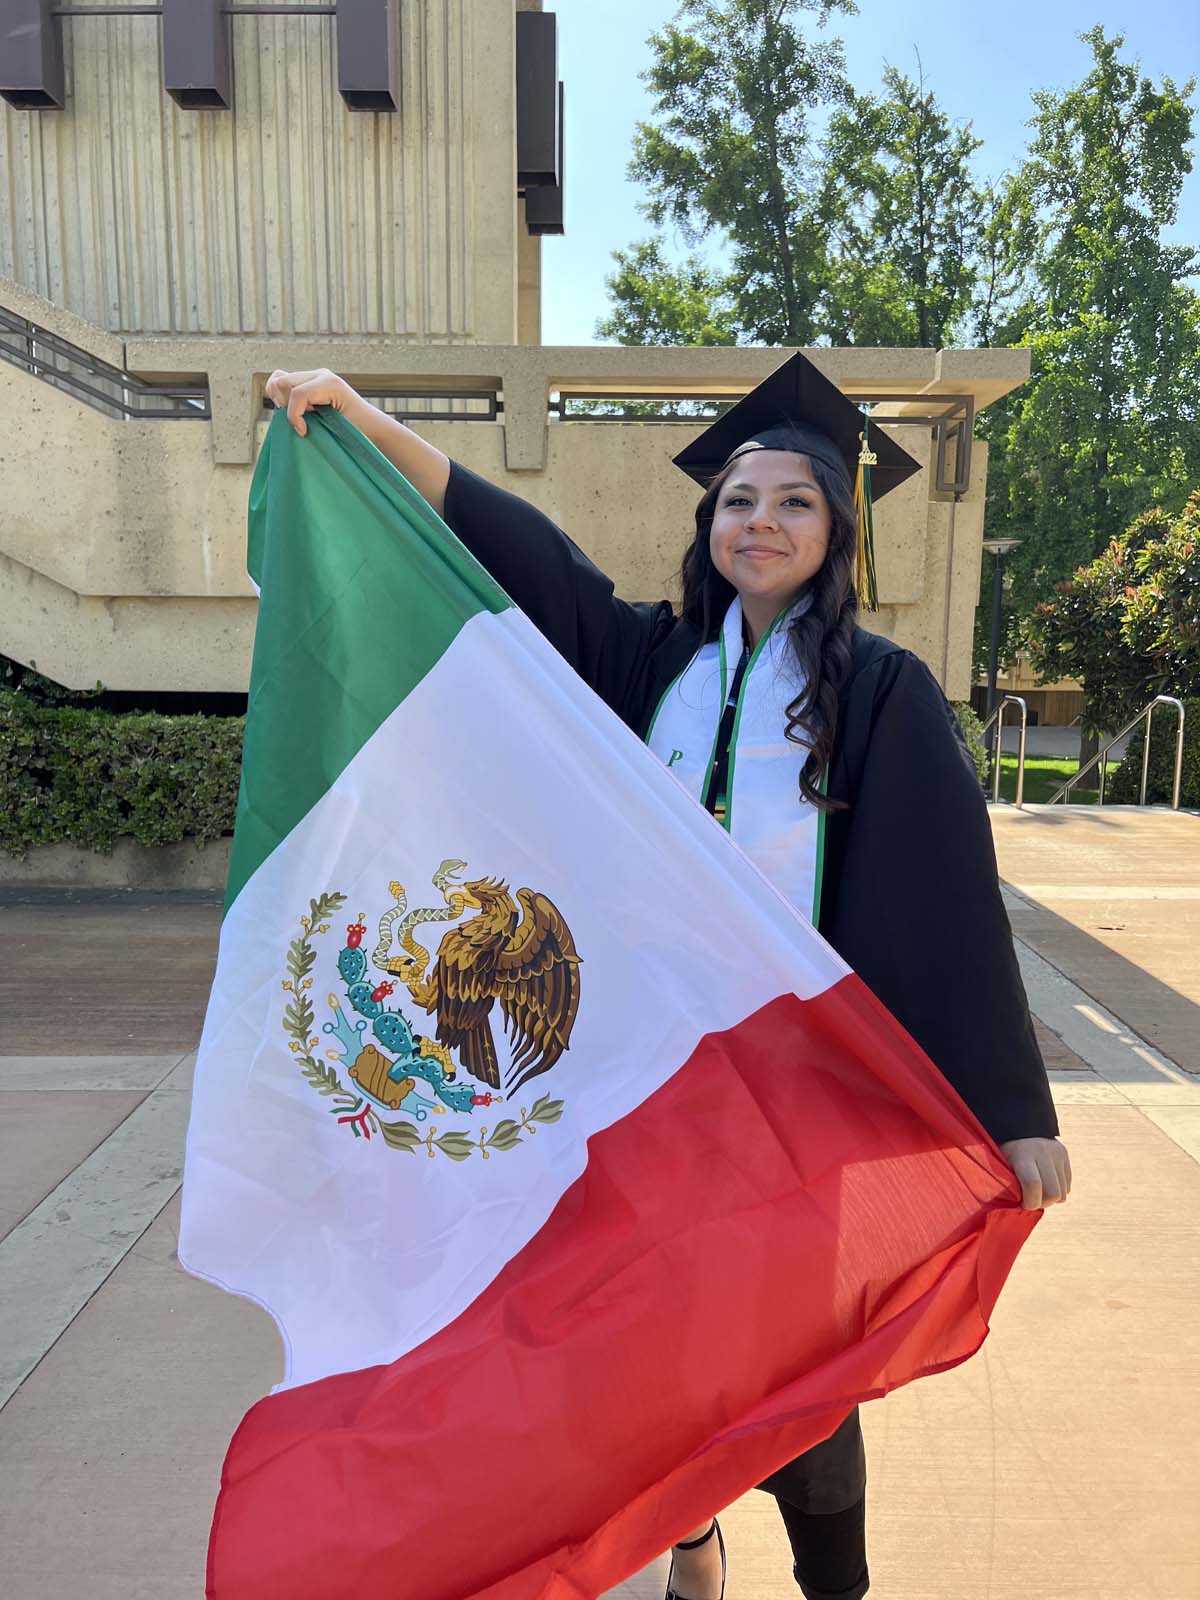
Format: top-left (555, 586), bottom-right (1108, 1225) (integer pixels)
top-left (280, 868), bottom-right (581, 1161)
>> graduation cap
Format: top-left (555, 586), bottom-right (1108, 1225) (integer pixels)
top-left (672, 351), bottom-right (923, 611)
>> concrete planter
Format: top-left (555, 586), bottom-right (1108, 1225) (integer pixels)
top-left (0, 837), bottom-right (231, 892)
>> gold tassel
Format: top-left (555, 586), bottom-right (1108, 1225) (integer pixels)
top-left (853, 429), bottom-right (879, 612)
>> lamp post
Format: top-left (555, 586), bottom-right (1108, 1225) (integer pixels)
top-left (982, 537), bottom-right (1022, 777)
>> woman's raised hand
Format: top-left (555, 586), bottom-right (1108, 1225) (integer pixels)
top-left (264, 368), bottom-right (365, 437)
top-left (262, 366), bottom-right (452, 515)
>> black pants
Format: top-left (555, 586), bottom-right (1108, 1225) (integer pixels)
top-left (755, 1410), bottom-right (869, 1600)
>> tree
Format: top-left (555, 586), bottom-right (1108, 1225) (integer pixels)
top-left (1024, 492), bottom-right (1200, 736)
top-left (979, 28), bottom-right (1200, 654)
top-left (595, 240), bottom-right (739, 345)
top-left (1120, 494), bottom-right (1200, 702)
top-left (818, 62), bottom-right (985, 346)
top-left (598, 0), bottom-right (856, 346)
top-left (971, 181), bottom-right (1027, 349)
top-left (600, 8), bottom-right (991, 350)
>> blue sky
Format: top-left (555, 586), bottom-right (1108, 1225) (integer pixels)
top-left (541, 0), bottom-right (1200, 345)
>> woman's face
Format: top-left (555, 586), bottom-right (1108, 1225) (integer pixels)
top-left (708, 449), bottom-right (832, 619)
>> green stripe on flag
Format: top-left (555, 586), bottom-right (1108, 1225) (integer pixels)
top-left (226, 408), bottom-right (511, 913)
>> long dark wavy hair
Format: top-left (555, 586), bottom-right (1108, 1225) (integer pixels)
top-left (678, 445), bottom-right (859, 814)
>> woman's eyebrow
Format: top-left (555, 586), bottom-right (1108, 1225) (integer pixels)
top-left (725, 479), bottom-right (818, 493)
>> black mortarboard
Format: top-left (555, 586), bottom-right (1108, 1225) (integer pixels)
top-left (672, 352), bottom-right (923, 609)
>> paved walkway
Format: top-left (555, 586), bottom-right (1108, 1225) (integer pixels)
top-left (1, 807), bottom-right (1198, 1599)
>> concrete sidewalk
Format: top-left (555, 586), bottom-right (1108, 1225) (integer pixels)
top-left (1, 808), bottom-right (1198, 1599)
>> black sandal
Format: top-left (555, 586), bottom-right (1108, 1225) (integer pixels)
top-left (665, 1517), bottom-right (726, 1600)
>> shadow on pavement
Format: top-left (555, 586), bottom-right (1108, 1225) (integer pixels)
top-left (1009, 894), bottom-right (1200, 1074)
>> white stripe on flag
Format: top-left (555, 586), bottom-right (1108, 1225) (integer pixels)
top-left (180, 609), bottom-right (849, 1388)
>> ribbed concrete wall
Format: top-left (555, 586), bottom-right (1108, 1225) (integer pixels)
top-left (0, 0), bottom-right (522, 341)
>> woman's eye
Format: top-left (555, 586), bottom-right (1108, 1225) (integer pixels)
top-left (723, 495), bottom-right (810, 509)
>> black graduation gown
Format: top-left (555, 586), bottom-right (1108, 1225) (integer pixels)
top-left (441, 460), bottom-right (1058, 1146)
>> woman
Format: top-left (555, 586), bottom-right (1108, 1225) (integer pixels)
top-left (264, 355), bottom-right (1071, 1600)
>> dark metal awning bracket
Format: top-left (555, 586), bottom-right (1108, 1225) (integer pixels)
top-left (852, 392), bottom-right (975, 497)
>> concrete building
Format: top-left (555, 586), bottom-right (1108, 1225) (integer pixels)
top-left (0, 0), bottom-right (1026, 701)
top-left (972, 656), bottom-right (1085, 727)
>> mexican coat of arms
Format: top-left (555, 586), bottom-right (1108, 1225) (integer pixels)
top-left (282, 861), bottom-right (582, 1161)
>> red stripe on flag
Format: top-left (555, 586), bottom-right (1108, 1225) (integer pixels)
top-left (207, 977), bottom-right (1036, 1600)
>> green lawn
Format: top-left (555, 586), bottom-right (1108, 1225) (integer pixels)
top-left (992, 755), bottom-right (1110, 805)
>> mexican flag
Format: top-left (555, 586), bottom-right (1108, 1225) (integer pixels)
top-left (180, 409), bottom-right (1036, 1600)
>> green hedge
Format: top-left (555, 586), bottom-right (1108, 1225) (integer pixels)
top-left (952, 702), bottom-right (990, 785)
top-left (0, 685), bottom-right (994, 857)
top-left (0, 690), bottom-right (243, 855)
top-left (1106, 698), bottom-right (1200, 808)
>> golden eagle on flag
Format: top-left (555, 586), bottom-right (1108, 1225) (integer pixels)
top-left (375, 861), bottom-right (583, 1095)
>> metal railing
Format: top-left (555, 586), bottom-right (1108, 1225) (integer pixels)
top-left (262, 388), bottom-right (501, 425)
top-left (0, 305), bottom-right (209, 420)
top-left (1047, 696), bottom-right (1187, 808)
top-left (980, 695), bottom-right (1028, 807)
top-left (551, 389), bottom-right (976, 496)
top-left (1, 301), bottom-right (507, 428)
top-left (51, 4), bottom-right (336, 15)
top-left (16, 328), bottom-right (1016, 468)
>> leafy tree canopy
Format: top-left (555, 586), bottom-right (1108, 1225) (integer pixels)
top-left (819, 62), bottom-right (985, 347)
top-left (981, 28), bottom-right (1200, 632)
top-left (595, 239), bottom-right (739, 346)
top-left (599, 0), bottom-right (857, 346)
top-left (1024, 490), bottom-right (1200, 733)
